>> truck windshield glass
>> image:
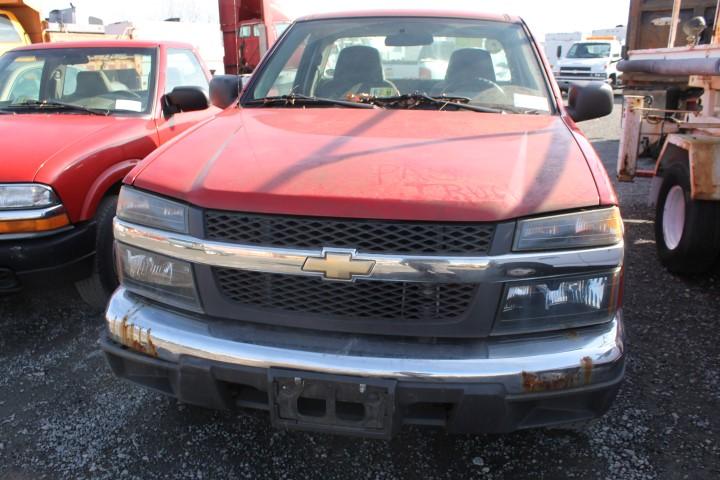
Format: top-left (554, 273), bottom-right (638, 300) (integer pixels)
top-left (0, 14), bottom-right (21, 42)
top-left (244, 17), bottom-right (553, 113)
top-left (0, 47), bottom-right (156, 114)
top-left (567, 43), bottom-right (611, 59)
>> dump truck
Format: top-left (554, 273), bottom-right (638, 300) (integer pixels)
top-left (0, 0), bottom-right (109, 56)
top-left (217, 0), bottom-right (291, 74)
top-left (617, 0), bottom-right (720, 274)
top-left (0, 0), bottom-right (39, 53)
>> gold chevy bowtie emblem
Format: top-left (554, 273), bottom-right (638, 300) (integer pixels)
top-left (302, 251), bottom-right (376, 281)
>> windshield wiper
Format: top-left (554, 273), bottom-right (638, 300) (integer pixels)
top-left (360, 93), bottom-right (504, 114)
top-left (244, 93), bottom-right (375, 109)
top-left (4, 100), bottom-right (111, 116)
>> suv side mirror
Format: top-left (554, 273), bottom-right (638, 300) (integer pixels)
top-left (163, 86), bottom-right (209, 117)
top-left (210, 74), bottom-right (244, 109)
top-left (567, 83), bottom-right (614, 122)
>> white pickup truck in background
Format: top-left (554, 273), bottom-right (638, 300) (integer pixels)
top-left (554, 36), bottom-right (624, 92)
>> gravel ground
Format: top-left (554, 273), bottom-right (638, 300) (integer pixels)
top-left (1, 103), bottom-right (719, 480)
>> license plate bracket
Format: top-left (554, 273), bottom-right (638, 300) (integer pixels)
top-left (268, 369), bottom-right (396, 438)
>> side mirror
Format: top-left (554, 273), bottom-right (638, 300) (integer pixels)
top-left (209, 74), bottom-right (244, 109)
top-left (567, 83), bottom-right (614, 122)
top-left (163, 86), bottom-right (208, 117)
top-left (556, 45), bottom-right (562, 59)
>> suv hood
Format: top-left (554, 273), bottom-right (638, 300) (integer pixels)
top-left (0, 114), bottom-right (129, 182)
top-left (131, 108), bottom-right (601, 222)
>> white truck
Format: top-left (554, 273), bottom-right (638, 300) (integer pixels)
top-left (543, 31), bottom-right (585, 71)
top-left (554, 36), bottom-right (624, 91)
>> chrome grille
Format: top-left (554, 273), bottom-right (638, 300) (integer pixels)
top-left (214, 268), bottom-right (477, 322)
top-left (204, 211), bottom-right (495, 255)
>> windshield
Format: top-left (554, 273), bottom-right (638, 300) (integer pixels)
top-left (0, 14), bottom-right (21, 43)
top-left (566, 42), bottom-right (611, 59)
top-left (243, 17), bottom-right (553, 113)
top-left (0, 47), bottom-right (156, 114)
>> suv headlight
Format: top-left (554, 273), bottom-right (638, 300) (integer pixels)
top-left (116, 243), bottom-right (202, 312)
top-left (514, 207), bottom-right (623, 251)
top-left (117, 187), bottom-right (189, 233)
top-left (115, 187), bottom-right (198, 310)
top-left (0, 184), bottom-right (59, 210)
top-left (493, 271), bottom-right (621, 335)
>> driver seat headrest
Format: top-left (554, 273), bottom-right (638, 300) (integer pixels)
top-left (445, 48), bottom-right (496, 84)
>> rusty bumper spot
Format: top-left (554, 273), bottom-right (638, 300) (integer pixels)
top-left (522, 356), bottom-right (594, 393)
top-left (111, 316), bottom-right (158, 358)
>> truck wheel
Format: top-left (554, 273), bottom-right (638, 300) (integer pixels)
top-left (655, 163), bottom-right (720, 274)
top-left (75, 195), bottom-right (119, 309)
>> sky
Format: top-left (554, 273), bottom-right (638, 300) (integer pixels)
top-left (33, 0), bottom-right (631, 38)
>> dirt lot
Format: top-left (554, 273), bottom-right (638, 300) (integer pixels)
top-left (1, 105), bottom-right (719, 480)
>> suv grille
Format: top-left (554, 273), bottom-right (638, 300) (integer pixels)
top-left (204, 211), bottom-right (495, 255)
top-left (214, 268), bottom-right (477, 322)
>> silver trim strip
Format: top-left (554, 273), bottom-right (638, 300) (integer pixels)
top-left (0, 204), bottom-right (65, 221)
top-left (106, 288), bottom-right (625, 391)
top-left (114, 219), bottom-right (624, 284)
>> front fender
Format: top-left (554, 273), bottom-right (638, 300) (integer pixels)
top-left (80, 159), bottom-right (141, 221)
top-left (657, 134), bottom-right (720, 201)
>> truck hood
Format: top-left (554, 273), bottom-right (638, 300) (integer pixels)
top-left (131, 108), bottom-right (601, 222)
top-left (0, 114), bottom-right (136, 182)
top-left (557, 58), bottom-right (609, 70)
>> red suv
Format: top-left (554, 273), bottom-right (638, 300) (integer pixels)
top-left (0, 40), bottom-right (217, 306)
top-left (103, 12), bottom-right (623, 437)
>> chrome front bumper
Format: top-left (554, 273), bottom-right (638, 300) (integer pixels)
top-left (106, 287), bottom-right (625, 395)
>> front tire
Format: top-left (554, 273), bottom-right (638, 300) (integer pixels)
top-left (75, 195), bottom-right (119, 309)
top-left (655, 163), bottom-right (720, 274)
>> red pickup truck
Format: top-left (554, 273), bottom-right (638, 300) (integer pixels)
top-left (103, 11), bottom-right (624, 437)
top-left (0, 40), bottom-right (217, 306)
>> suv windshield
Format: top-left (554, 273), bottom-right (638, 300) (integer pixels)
top-left (244, 17), bottom-right (553, 113)
top-left (566, 42), bottom-right (611, 59)
top-left (0, 47), bottom-right (157, 114)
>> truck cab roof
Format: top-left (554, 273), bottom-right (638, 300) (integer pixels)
top-left (295, 9), bottom-right (522, 24)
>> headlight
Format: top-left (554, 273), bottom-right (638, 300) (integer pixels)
top-left (117, 187), bottom-right (188, 233)
top-left (0, 184), bottom-right (59, 210)
top-left (494, 271), bottom-right (620, 335)
top-left (514, 207), bottom-right (623, 251)
top-left (117, 243), bottom-right (201, 312)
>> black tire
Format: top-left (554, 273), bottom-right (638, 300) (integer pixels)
top-left (655, 163), bottom-right (720, 274)
top-left (75, 195), bottom-right (119, 309)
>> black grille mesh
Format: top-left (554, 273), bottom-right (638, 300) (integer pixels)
top-left (214, 268), bottom-right (477, 322)
top-left (204, 211), bottom-right (495, 255)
